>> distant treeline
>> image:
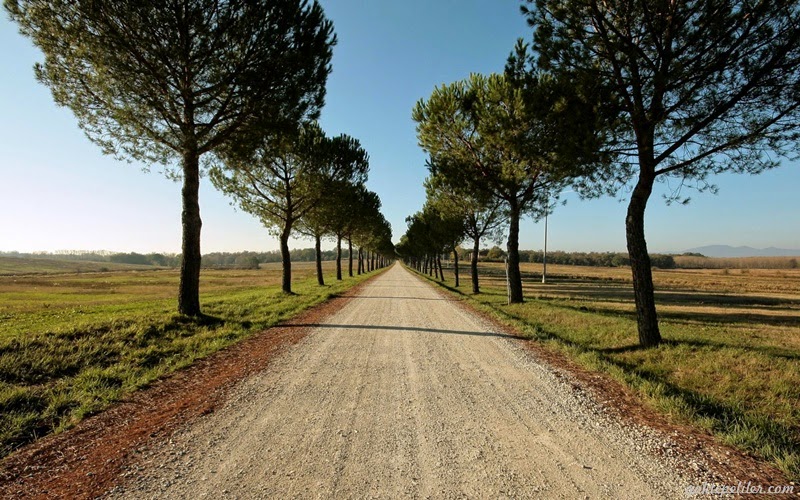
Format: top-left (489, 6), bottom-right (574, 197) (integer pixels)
top-left (110, 252), bottom-right (178, 266)
top-left (2, 250), bottom-right (118, 262)
top-left (461, 248), bottom-right (799, 270)
top-left (517, 250), bottom-right (797, 269)
top-left (525, 250), bottom-right (677, 269)
top-left (0, 249), bottom-right (352, 270)
top-left (460, 247), bottom-right (678, 269)
top-left (202, 249), bottom-right (349, 268)
top-left (674, 255), bottom-right (799, 270)
top-left (4, 249), bottom-right (797, 270)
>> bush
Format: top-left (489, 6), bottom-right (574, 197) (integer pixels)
top-left (233, 255), bottom-right (260, 270)
top-left (611, 254), bottom-right (630, 267)
top-left (485, 246), bottom-right (507, 262)
top-left (649, 254), bottom-right (676, 269)
top-left (109, 252), bottom-right (150, 265)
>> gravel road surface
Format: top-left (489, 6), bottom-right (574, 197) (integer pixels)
top-left (112, 264), bottom-right (704, 498)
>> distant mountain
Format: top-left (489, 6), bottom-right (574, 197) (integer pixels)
top-left (683, 245), bottom-right (800, 258)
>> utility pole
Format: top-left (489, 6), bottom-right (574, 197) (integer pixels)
top-left (542, 200), bottom-right (548, 284)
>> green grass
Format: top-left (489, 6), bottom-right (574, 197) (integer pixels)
top-left (0, 261), bottom-right (381, 458)
top-left (412, 262), bottom-right (800, 481)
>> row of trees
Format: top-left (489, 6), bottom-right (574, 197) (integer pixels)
top-left (399, 66), bottom-right (603, 297)
top-left (401, 0), bottom-right (800, 347)
top-left (204, 248), bottom-right (370, 268)
top-left (397, 174), bottom-right (505, 293)
top-left (466, 248), bottom-right (675, 269)
top-left (0, 247), bottom-right (678, 270)
top-left (527, 251), bottom-right (675, 270)
top-left (8, 0), bottom-right (393, 310)
top-left (109, 252), bottom-right (178, 267)
top-left (211, 121), bottom-right (394, 292)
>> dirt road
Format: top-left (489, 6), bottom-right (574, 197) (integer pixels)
top-left (112, 264), bottom-right (702, 498)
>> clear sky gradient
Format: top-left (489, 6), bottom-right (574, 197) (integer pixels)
top-left (1, 1), bottom-right (798, 254)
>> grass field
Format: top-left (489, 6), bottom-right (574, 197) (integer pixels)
top-left (0, 260), bottom-right (380, 458)
top-left (0, 255), bottom-right (160, 275)
top-left (422, 261), bottom-right (800, 480)
top-left (673, 255), bottom-right (799, 270)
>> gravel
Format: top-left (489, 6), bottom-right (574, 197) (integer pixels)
top-left (109, 264), bottom-right (716, 499)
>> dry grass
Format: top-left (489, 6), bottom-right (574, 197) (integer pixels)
top-left (675, 255), bottom-right (800, 270)
top-left (0, 256), bottom-right (159, 275)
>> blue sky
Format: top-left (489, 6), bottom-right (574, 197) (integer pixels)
top-left (1, 1), bottom-right (798, 254)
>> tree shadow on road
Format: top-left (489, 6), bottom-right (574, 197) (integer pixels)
top-left (282, 323), bottom-right (519, 339)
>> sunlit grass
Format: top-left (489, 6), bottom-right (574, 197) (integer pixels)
top-left (415, 261), bottom-right (800, 481)
top-left (0, 261), bottom-right (380, 458)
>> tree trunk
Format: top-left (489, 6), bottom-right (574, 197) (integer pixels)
top-left (626, 172), bottom-right (662, 347)
top-left (471, 236), bottom-right (480, 294)
top-left (280, 227), bottom-right (292, 294)
top-left (358, 247), bottom-right (363, 275)
top-left (437, 254), bottom-right (444, 281)
top-left (336, 234), bottom-right (343, 280)
top-left (434, 255), bottom-right (440, 279)
top-left (348, 237), bottom-right (354, 277)
top-left (315, 234), bottom-right (324, 286)
top-left (507, 205), bottom-right (523, 303)
top-left (178, 149), bottom-right (202, 316)
top-left (453, 244), bottom-right (459, 287)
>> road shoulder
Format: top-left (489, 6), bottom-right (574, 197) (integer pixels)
top-left (0, 271), bottom-right (386, 499)
top-left (409, 266), bottom-right (792, 491)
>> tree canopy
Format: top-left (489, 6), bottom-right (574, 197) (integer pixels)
top-left (6, 0), bottom-right (336, 315)
top-left (413, 71), bottom-right (601, 302)
top-left (423, 174), bottom-right (505, 292)
top-left (298, 134), bottom-right (375, 282)
top-left (524, 0), bottom-right (800, 345)
top-left (211, 122), bottom-right (369, 293)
